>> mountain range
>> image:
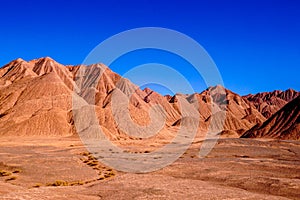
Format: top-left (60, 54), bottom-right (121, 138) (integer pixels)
top-left (0, 57), bottom-right (299, 140)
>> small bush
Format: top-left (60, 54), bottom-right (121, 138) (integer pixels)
top-left (69, 181), bottom-right (84, 186)
top-left (6, 176), bottom-right (17, 181)
top-left (104, 174), bottom-right (110, 178)
top-left (87, 161), bottom-right (98, 166)
top-left (81, 152), bottom-right (90, 156)
top-left (88, 155), bottom-right (96, 160)
top-left (0, 170), bottom-right (11, 176)
top-left (47, 180), bottom-right (69, 186)
top-left (108, 172), bottom-right (115, 176)
top-left (12, 169), bottom-right (22, 173)
top-left (33, 183), bottom-right (42, 188)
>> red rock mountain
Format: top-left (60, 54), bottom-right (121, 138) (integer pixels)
top-left (175, 86), bottom-right (266, 138)
top-left (0, 57), bottom-right (74, 136)
top-left (243, 89), bottom-right (299, 118)
top-left (0, 57), bottom-right (298, 140)
top-left (241, 96), bottom-right (300, 140)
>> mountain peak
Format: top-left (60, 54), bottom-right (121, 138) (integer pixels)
top-left (143, 87), bottom-right (153, 94)
top-left (207, 85), bottom-right (227, 96)
top-left (207, 85), bottom-right (226, 91)
top-left (5, 58), bottom-right (27, 66)
top-left (30, 56), bottom-right (57, 64)
top-left (39, 56), bottom-right (54, 61)
top-left (15, 58), bottom-right (25, 63)
top-left (26, 57), bottom-right (68, 76)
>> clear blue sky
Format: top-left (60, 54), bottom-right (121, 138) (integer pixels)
top-left (1, 0), bottom-right (299, 95)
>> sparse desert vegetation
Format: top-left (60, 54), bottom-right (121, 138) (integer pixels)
top-left (12, 169), bottom-right (21, 173)
top-left (46, 180), bottom-right (69, 187)
top-left (80, 151), bottom-right (117, 181)
top-left (32, 183), bottom-right (42, 188)
top-left (0, 137), bottom-right (299, 199)
top-left (0, 170), bottom-right (12, 177)
top-left (5, 176), bottom-right (17, 181)
top-left (0, 167), bottom-right (21, 183)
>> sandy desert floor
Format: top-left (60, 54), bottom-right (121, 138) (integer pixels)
top-left (0, 137), bottom-right (299, 200)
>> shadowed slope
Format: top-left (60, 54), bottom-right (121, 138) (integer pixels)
top-left (244, 89), bottom-right (299, 118)
top-left (241, 96), bottom-right (300, 140)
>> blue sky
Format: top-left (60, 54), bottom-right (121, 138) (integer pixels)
top-left (0, 0), bottom-right (299, 95)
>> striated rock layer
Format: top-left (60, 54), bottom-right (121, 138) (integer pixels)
top-left (0, 57), bottom-right (298, 140)
top-left (243, 89), bottom-right (299, 118)
top-left (241, 96), bottom-right (300, 140)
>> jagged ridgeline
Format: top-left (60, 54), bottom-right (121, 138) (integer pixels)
top-left (0, 57), bottom-right (299, 140)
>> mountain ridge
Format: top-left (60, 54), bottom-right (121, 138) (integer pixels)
top-left (243, 88), bottom-right (299, 118)
top-left (241, 95), bottom-right (300, 140)
top-left (0, 57), bottom-right (299, 140)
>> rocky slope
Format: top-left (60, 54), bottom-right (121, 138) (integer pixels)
top-left (241, 95), bottom-right (300, 140)
top-left (243, 89), bottom-right (299, 118)
top-left (0, 57), bottom-right (298, 140)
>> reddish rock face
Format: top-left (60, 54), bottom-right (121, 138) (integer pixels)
top-left (0, 57), bottom-right (298, 140)
top-left (242, 96), bottom-right (300, 140)
top-left (243, 89), bottom-right (299, 118)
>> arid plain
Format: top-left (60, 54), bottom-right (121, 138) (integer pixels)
top-left (1, 137), bottom-right (299, 199)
